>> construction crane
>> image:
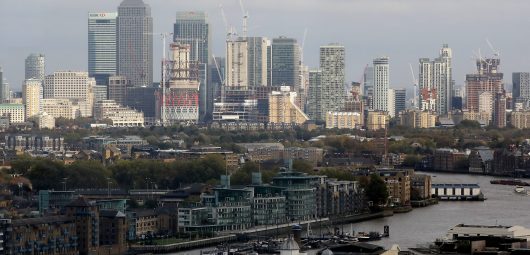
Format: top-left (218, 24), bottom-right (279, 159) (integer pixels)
top-left (158, 32), bottom-right (173, 126)
top-left (238, 0), bottom-right (249, 37)
top-left (219, 4), bottom-right (236, 41)
top-left (409, 63), bottom-right (418, 110)
top-left (486, 38), bottom-right (500, 58)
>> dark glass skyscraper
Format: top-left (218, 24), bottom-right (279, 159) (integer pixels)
top-left (88, 12), bottom-right (117, 85)
top-left (270, 37), bottom-right (300, 87)
top-left (117, 0), bottom-right (153, 87)
top-left (173, 11), bottom-right (211, 121)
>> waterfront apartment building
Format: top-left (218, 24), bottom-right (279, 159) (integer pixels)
top-left (25, 53), bottom-right (45, 80)
top-left (94, 100), bottom-right (144, 127)
top-left (0, 104), bottom-right (25, 123)
top-left (268, 87), bottom-right (309, 125)
top-left (272, 171), bottom-right (319, 221)
top-left (117, 0), bottom-right (153, 87)
top-left (88, 12), bottom-right (117, 85)
top-left (433, 148), bottom-right (468, 172)
top-left (202, 188), bottom-right (253, 232)
top-left (174, 11), bottom-right (211, 120)
top-left (317, 179), bottom-right (363, 217)
top-left (3, 216), bottom-right (79, 255)
top-left (250, 185), bottom-right (287, 226)
top-left (373, 57), bottom-right (390, 112)
top-left (22, 78), bottom-right (41, 119)
top-left (399, 110), bottom-right (436, 128)
top-left (366, 110), bottom-right (388, 131)
top-left (325, 111), bottom-right (362, 129)
top-left (377, 169), bottom-right (412, 205)
top-left (418, 44), bottom-right (453, 115)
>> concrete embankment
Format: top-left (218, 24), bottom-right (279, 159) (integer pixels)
top-left (129, 211), bottom-right (394, 254)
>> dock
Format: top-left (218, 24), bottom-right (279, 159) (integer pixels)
top-left (432, 183), bottom-right (485, 201)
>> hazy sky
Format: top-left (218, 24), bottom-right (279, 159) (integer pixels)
top-left (1, 0), bottom-right (530, 92)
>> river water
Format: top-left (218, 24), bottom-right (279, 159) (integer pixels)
top-left (170, 172), bottom-right (530, 254)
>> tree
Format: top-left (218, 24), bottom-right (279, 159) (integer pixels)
top-left (365, 173), bottom-right (388, 209)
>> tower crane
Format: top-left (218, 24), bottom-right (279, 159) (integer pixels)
top-left (238, 0), bottom-right (249, 37)
top-left (409, 63), bottom-right (418, 110)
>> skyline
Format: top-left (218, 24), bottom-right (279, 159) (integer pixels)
top-left (1, 0), bottom-right (530, 91)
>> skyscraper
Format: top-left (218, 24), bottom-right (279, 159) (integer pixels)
top-left (247, 37), bottom-right (269, 88)
top-left (373, 57), bottom-right (390, 112)
top-left (394, 88), bottom-right (406, 116)
top-left (307, 69), bottom-right (322, 120)
top-left (0, 67), bottom-right (9, 103)
top-left (226, 38), bottom-right (249, 88)
top-left (25, 53), bottom-right (45, 81)
top-left (363, 66), bottom-right (374, 108)
top-left (512, 72), bottom-right (530, 107)
top-left (318, 44), bottom-right (345, 121)
top-left (23, 79), bottom-right (41, 119)
top-left (117, 0), bottom-right (153, 87)
top-left (465, 59), bottom-right (503, 112)
top-left (418, 44), bottom-right (453, 115)
top-left (388, 89), bottom-right (395, 118)
top-left (88, 12), bottom-right (117, 85)
top-left (271, 37), bottom-right (301, 88)
top-left (493, 93), bottom-right (506, 128)
top-left (174, 11), bottom-right (211, 121)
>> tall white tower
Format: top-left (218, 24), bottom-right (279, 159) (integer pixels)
top-left (373, 57), bottom-right (390, 112)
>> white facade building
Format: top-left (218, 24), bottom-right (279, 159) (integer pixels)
top-left (447, 224), bottom-right (530, 241)
top-left (43, 71), bottom-right (95, 117)
top-left (373, 57), bottom-right (390, 112)
top-left (388, 88), bottom-right (396, 118)
top-left (226, 38), bottom-right (249, 88)
top-left (0, 104), bottom-right (25, 123)
top-left (418, 44), bottom-right (453, 115)
top-left (41, 99), bottom-right (78, 119)
top-left (94, 100), bottom-right (144, 127)
top-left (22, 78), bottom-right (42, 119)
top-left (37, 112), bottom-right (55, 129)
top-left (319, 44), bottom-right (346, 121)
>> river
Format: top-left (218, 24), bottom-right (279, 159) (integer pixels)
top-left (169, 172), bottom-right (530, 254)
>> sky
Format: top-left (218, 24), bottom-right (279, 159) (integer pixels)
top-left (1, 0), bottom-right (530, 93)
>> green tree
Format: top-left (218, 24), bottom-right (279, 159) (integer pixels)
top-left (365, 173), bottom-right (388, 208)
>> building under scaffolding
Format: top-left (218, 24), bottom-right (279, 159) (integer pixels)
top-left (213, 86), bottom-right (258, 122)
top-left (158, 43), bottom-right (200, 124)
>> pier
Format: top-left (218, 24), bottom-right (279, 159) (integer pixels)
top-left (128, 211), bottom-right (394, 254)
top-left (432, 183), bottom-right (485, 201)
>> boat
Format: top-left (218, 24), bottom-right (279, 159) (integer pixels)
top-left (490, 179), bottom-right (530, 186)
top-left (514, 186), bottom-right (527, 195)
